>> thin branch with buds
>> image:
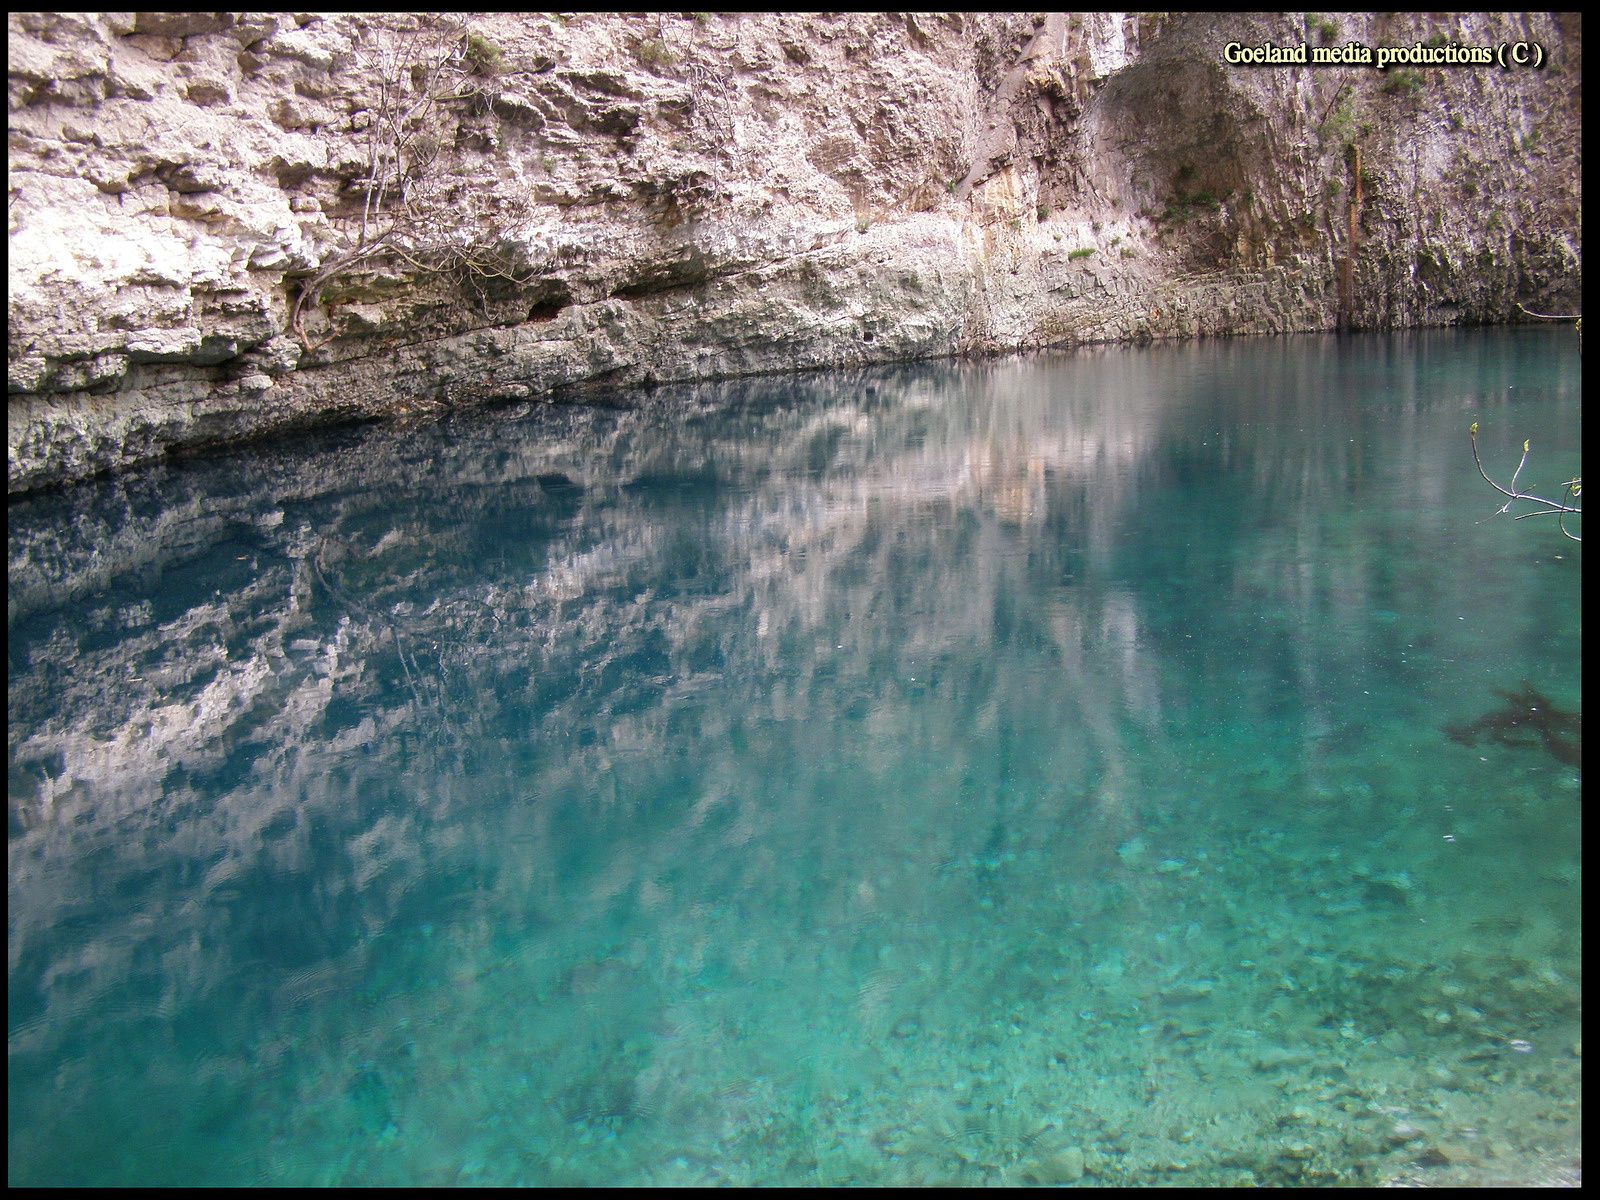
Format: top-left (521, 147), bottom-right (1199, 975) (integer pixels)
top-left (1469, 422), bottom-right (1581, 542)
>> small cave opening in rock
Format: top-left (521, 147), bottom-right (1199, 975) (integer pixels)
top-left (526, 298), bottom-right (570, 323)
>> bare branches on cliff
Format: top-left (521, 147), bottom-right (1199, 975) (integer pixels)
top-left (288, 17), bottom-right (534, 350)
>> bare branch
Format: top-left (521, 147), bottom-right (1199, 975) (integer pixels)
top-left (1514, 301), bottom-right (1581, 322)
top-left (285, 17), bottom-right (536, 353)
top-left (1469, 423), bottom-right (1581, 542)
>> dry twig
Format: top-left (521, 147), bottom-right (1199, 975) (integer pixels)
top-left (1469, 422), bottom-right (1581, 542)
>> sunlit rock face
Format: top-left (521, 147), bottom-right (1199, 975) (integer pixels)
top-left (6, 11), bottom-right (1582, 490)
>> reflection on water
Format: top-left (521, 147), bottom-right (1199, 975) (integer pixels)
top-left (8, 329), bottom-right (1581, 1186)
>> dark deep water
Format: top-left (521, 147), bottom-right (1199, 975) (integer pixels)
top-left (8, 328), bottom-right (1580, 1185)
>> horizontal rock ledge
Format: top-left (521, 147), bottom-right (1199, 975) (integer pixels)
top-left (7, 11), bottom-right (1581, 492)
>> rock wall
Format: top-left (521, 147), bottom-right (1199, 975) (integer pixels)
top-left (6, 11), bottom-right (1582, 491)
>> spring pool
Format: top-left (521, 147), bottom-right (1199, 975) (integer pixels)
top-left (8, 328), bottom-right (1581, 1185)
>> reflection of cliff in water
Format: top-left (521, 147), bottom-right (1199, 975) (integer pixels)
top-left (10, 349), bottom-right (1182, 788)
top-left (7, 331), bottom-right (1580, 1061)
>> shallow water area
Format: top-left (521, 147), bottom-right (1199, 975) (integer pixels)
top-left (8, 328), bottom-right (1581, 1186)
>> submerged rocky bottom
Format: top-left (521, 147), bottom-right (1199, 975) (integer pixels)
top-left (194, 743), bottom-right (1583, 1187)
top-left (16, 727), bottom-right (1579, 1188)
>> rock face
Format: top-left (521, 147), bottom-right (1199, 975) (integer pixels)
top-left (6, 11), bottom-right (1582, 491)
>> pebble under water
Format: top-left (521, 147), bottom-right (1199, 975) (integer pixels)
top-left (7, 328), bottom-right (1581, 1186)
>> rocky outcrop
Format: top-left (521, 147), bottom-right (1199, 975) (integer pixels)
top-left (6, 11), bottom-right (1582, 491)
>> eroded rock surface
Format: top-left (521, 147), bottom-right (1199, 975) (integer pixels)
top-left (7, 12), bottom-right (1582, 491)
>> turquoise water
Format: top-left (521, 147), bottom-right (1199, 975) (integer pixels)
top-left (8, 328), bottom-right (1580, 1186)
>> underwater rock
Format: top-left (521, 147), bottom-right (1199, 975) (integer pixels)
top-left (1252, 1045), bottom-right (1314, 1072)
top-left (566, 955), bottom-right (642, 996)
top-left (1414, 1141), bottom-right (1476, 1168)
top-left (1024, 1144), bottom-right (1085, 1185)
top-left (1386, 1120), bottom-right (1426, 1146)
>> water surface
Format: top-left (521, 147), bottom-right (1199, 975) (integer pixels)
top-left (8, 328), bottom-right (1581, 1185)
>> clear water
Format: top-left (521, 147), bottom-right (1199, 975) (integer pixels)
top-left (8, 328), bottom-right (1581, 1186)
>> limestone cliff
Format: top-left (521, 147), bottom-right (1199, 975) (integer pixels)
top-left (6, 11), bottom-right (1582, 491)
